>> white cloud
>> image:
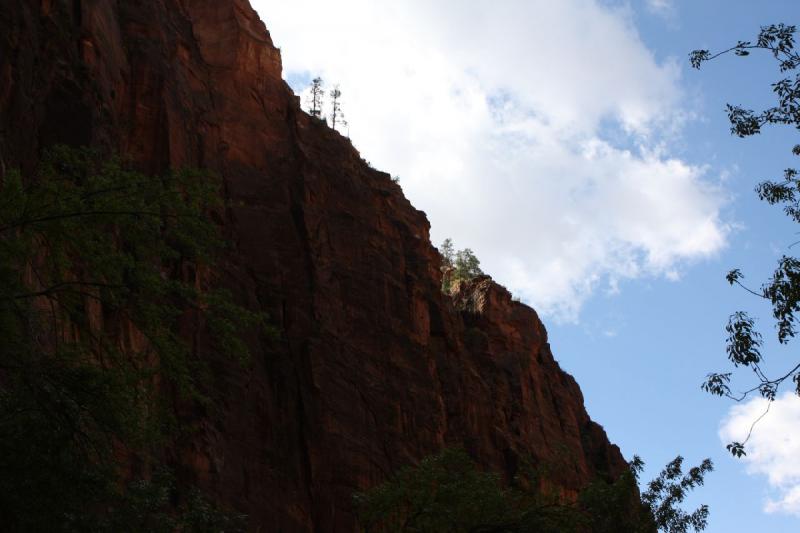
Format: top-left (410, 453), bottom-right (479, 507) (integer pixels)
top-left (646, 0), bottom-right (675, 18)
top-left (255, 0), bottom-right (728, 320)
top-left (720, 393), bottom-right (800, 515)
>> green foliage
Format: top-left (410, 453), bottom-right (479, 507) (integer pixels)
top-left (440, 238), bottom-right (455, 267)
top-left (101, 470), bottom-right (247, 533)
top-left (439, 238), bottom-right (484, 292)
top-left (634, 456), bottom-right (712, 533)
top-left (692, 24), bottom-right (800, 456)
top-left (0, 146), bottom-right (258, 530)
top-left (354, 448), bottom-right (711, 533)
top-left (354, 448), bottom-right (522, 532)
top-left (454, 249), bottom-right (483, 280)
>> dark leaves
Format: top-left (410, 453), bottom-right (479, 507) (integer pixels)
top-left (629, 455), bottom-right (645, 481)
top-left (756, 175), bottom-right (796, 204)
top-left (726, 105), bottom-right (762, 137)
top-left (689, 49), bottom-right (710, 69)
top-left (357, 449), bottom-right (711, 533)
top-left (763, 256), bottom-right (800, 343)
top-left (641, 456), bottom-right (713, 533)
top-left (725, 269), bottom-right (742, 285)
top-left (725, 312), bottom-right (762, 366)
top-left (701, 373), bottom-right (732, 397)
top-left (726, 442), bottom-right (747, 458)
top-left (755, 171), bottom-right (800, 223)
top-left (693, 21), bottom-right (800, 466)
top-left (354, 448), bottom-right (522, 533)
top-left (757, 24), bottom-right (797, 65)
top-left (759, 382), bottom-right (778, 401)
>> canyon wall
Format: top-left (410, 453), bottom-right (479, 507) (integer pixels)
top-left (0, 1), bottom-right (627, 530)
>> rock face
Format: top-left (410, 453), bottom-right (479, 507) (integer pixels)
top-left (0, 1), bottom-right (627, 531)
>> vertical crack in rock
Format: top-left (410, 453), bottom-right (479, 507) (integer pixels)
top-left (0, 1), bottom-right (630, 530)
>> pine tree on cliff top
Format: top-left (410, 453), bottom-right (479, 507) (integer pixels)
top-left (308, 76), bottom-right (325, 119)
top-left (330, 84), bottom-right (346, 131)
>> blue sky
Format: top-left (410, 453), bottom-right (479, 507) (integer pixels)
top-left (552, 0), bottom-right (800, 528)
top-left (255, 0), bottom-right (799, 530)
top-left (549, 2), bottom-right (800, 530)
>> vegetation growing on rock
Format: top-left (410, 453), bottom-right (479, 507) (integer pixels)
top-left (439, 238), bottom-right (485, 292)
top-left (0, 147), bottom-right (261, 530)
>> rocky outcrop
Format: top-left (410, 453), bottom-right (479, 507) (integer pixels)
top-left (0, 1), bottom-right (627, 530)
top-left (450, 277), bottom-right (627, 495)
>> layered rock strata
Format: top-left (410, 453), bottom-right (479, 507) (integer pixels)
top-left (0, 1), bottom-right (626, 530)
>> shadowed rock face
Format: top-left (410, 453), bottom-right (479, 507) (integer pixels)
top-left (0, 1), bottom-right (627, 530)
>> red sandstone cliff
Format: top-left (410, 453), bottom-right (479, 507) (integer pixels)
top-left (0, 1), bottom-right (627, 530)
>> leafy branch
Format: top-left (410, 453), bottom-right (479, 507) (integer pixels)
top-left (692, 23), bottom-right (800, 457)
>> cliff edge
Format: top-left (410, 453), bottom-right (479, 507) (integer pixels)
top-left (0, 1), bottom-right (627, 530)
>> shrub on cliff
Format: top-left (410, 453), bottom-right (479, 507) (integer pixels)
top-left (0, 147), bottom-right (260, 531)
top-left (439, 238), bottom-right (484, 292)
